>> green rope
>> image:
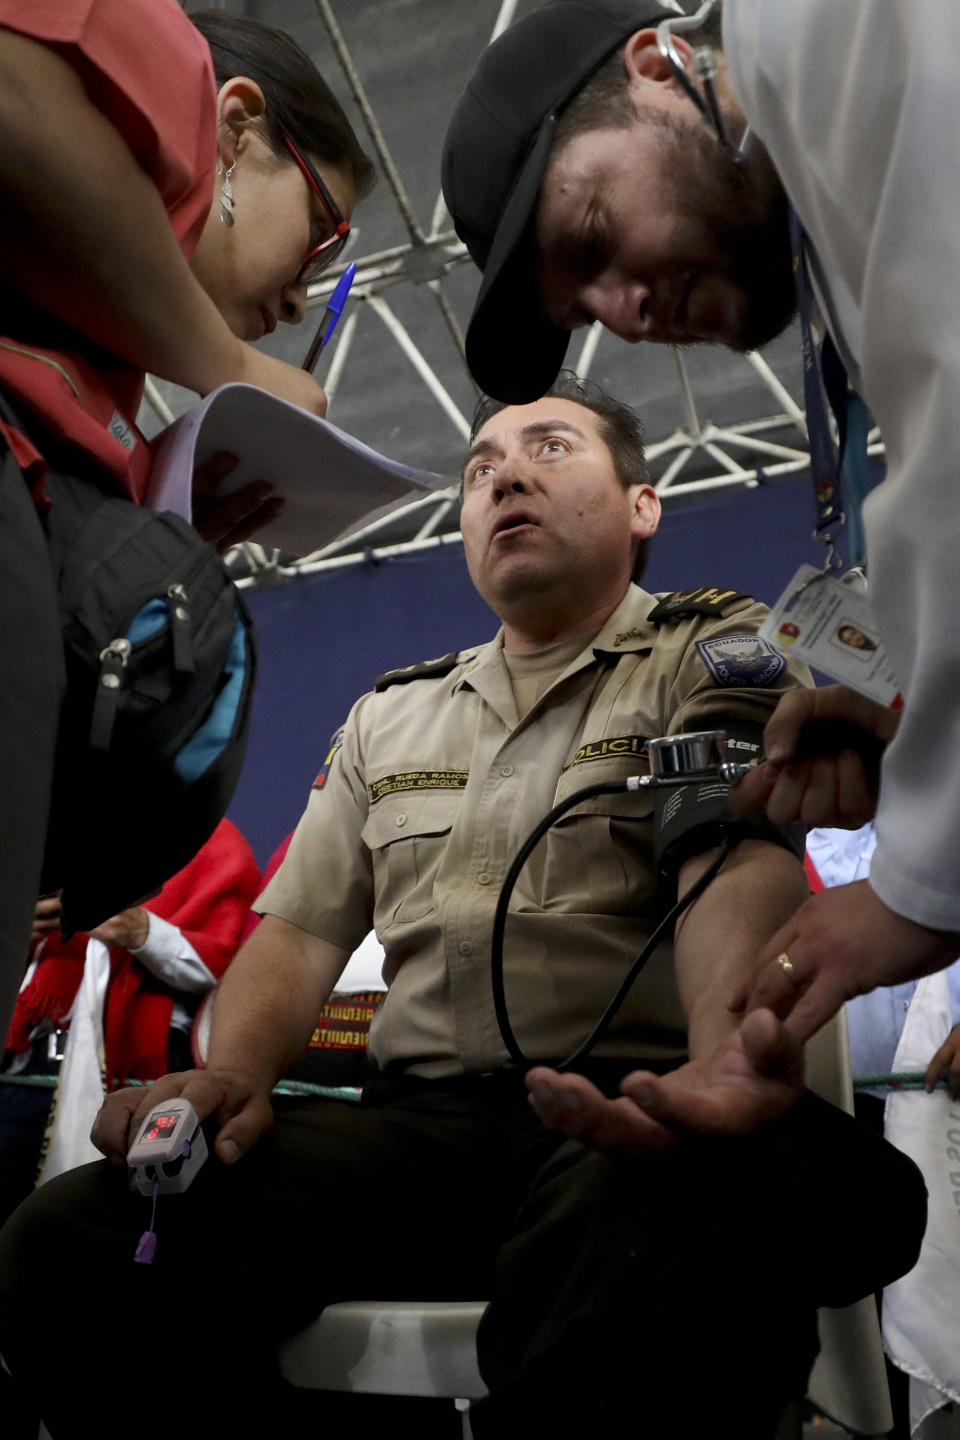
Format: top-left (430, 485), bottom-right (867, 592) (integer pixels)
top-left (0, 1070), bottom-right (945, 1095)
top-left (272, 1080), bottom-right (361, 1101)
top-left (852, 1071), bottom-right (942, 1092)
top-left (0, 1071), bottom-right (361, 1101)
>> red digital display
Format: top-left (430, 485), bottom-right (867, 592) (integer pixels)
top-left (145, 1113), bottom-right (179, 1144)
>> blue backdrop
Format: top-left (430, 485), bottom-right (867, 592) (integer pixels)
top-left (229, 471), bottom-right (836, 868)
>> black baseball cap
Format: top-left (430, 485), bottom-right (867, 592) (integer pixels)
top-left (442, 1), bottom-right (677, 404)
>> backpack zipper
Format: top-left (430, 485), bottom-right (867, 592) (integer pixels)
top-left (167, 583), bottom-right (195, 674)
top-left (91, 638), bottom-right (132, 751)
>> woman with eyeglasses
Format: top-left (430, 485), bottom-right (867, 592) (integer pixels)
top-left (0, 0), bottom-right (374, 1054)
top-left (0, 4), bottom-right (373, 508)
top-left (189, 10), bottom-right (373, 392)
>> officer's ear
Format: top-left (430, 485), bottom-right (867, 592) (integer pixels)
top-left (629, 483), bottom-right (661, 543)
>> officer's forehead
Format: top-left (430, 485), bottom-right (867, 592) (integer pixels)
top-left (473, 397), bottom-right (601, 449)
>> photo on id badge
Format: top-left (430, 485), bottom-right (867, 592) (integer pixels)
top-left (758, 564), bottom-right (901, 708)
top-left (831, 620), bottom-right (879, 660)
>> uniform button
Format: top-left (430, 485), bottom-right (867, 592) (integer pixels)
top-left (477, 872), bottom-right (491, 886)
top-left (395, 813), bottom-right (407, 827)
top-left (499, 765), bottom-right (514, 777)
top-left (458, 941), bottom-right (473, 957)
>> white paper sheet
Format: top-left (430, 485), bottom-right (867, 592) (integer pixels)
top-left (146, 383), bottom-right (451, 557)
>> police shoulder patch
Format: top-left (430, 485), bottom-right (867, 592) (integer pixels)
top-left (696, 634), bottom-right (786, 688)
top-left (375, 651), bottom-right (462, 692)
top-left (647, 587), bottom-right (750, 623)
top-left (313, 725), bottom-right (346, 789)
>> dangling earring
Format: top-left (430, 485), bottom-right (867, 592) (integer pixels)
top-left (218, 159), bottom-right (236, 226)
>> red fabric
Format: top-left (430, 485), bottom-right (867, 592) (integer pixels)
top-left (0, 0), bottom-right (216, 500)
top-left (239, 833), bottom-right (294, 945)
top-left (803, 851), bottom-right (825, 894)
top-left (5, 820), bottom-right (261, 1084)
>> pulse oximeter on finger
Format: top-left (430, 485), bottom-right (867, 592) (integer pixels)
top-left (128, 1098), bottom-right (207, 1196)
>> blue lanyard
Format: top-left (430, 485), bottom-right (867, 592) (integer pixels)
top-left (790, 207), bottom-right (870, 569)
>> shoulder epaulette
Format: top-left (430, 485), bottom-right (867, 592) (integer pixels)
top-left (375, 651), bottom-right (462, 691)
top-left (647, 586), bottom-right (751, 624)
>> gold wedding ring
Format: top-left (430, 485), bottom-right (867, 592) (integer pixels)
top-left (776, 952), bottom-right (800, 984)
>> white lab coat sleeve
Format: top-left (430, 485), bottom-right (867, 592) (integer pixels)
top-left (725, 0), bottom-right (960, 928)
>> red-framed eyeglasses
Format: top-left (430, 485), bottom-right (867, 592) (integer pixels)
top-left (283, 134), bottom-right (351, 284)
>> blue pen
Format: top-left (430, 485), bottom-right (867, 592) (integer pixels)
top-left (301, 262), bottom-right (357, 374)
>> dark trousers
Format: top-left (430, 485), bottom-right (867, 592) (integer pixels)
top-left (0, 1064), bottom-right (59, 1228)
top-left (0, 1075), bottom-right (926, 1440)
top-left (0, 430), bottom-right (63, 1040)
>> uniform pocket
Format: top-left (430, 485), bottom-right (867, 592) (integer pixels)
top-left (361, 791), bottom-right (461, 928)
top-left (542, 759), bottom-right (656, 916)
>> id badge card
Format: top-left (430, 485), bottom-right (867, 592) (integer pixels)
top-left (760, 565), bottom-right (902, 708)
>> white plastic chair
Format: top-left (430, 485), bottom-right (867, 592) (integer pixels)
top-left (279, 1297), bottom-right (487, 1400)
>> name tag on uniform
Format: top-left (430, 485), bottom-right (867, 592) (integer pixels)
top-left (368, 770), bottom-right (469, 803)
top-left (760, 564), bottom-right (901, 708)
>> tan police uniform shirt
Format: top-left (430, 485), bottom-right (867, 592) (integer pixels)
top-left (258, 584), bottom-right (811, 1077)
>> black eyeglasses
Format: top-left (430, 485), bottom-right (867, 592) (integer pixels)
top-left (283, 134), bottom-right (351, 284)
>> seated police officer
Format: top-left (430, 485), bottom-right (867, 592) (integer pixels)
top-left (0, 376), bottom-right (925, 1440)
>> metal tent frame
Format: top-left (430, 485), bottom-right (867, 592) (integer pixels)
top-left (144, 0), bottom-right (881, 584)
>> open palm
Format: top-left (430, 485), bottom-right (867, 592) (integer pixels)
top-left (527, 1010), bottom-right (804, 1156)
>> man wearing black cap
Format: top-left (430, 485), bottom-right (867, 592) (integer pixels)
top-left (442, 0), bottom-right (960, 1069)
top-left (442, 1), bottom-right (794, 402)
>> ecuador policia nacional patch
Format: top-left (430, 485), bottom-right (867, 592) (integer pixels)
top-left (696, 634), bottom-right (786, 688)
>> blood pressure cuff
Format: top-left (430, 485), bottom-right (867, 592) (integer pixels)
top-left (652, 722), bottom-right (805, 883)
